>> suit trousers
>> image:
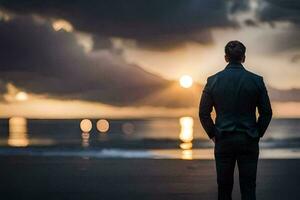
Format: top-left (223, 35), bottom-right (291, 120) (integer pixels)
top-left (214, 131), bottom-right (259, 200)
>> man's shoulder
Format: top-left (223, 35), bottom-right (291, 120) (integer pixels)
top-left (206, 72), bottom-right (220, 87)
top-left (244, 69), bottom-right (263, 80)
top-left (206, 67), bottom-right (264, 87)
top-left (206, 71), bottom-right (223, 82)
top-left (208, 67), bottom-right (263, 80)
top-left (206, 69), bottom-right (230, 84)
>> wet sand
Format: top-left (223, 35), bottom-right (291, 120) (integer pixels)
top-left (0, 156), bottom-right (299, 200)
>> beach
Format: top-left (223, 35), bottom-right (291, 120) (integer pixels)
top-left (0, 118), bottom-right (299, 199)
top-left (1, 1), bottom-right (300, 200)
top-left (1, 156), bottom-right (299, 200)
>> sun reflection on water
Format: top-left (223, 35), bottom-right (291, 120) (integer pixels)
top-left (8, 117), bottom-right (29, 147)
top-left (81, 132), bottom-right (90, 147)
top-left (182, 149), bottom-right (193, 160)
top-left (179, 116), bottom-right (194, 160)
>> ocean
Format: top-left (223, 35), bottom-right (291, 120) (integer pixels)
top-left (0, 117), bottom-right (299, 159)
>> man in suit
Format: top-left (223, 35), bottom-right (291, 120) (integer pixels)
top-left (199, 40), bottom-right (272, 200)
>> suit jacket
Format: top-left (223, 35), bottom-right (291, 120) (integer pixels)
top-left (199, 62), bottom-right (272, 139)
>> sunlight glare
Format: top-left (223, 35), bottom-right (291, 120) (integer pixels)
top-left (15, 91), bottom-right (28, 101)
top-left (52, 19), bottom-right (73, 32)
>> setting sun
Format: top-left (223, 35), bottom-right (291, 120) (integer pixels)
top-left (179, 75), bottom-right (193, 88)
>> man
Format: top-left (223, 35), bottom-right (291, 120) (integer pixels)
top-left (199, 40), bottom-right (272, 200)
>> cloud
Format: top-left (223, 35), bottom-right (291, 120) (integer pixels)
top-left (0, 1), bottom-right (299, 109)
top-left (0, 0), bottom-right (241, 49)
top-left (0, 15), bottom-right (168, 106)
top-left (228, 0), bottom-right (250, 14)
top-left (244, 19), bottom-right (258, 27)
top-left (291, 54), bottom-right (300, 63)
top-left (268, 86), bottom-right (300, 102)
top-left (245, 0), bottom-right (300, 54)
top-left (0, 15), bottom-right (298, 108)
top-left (260, 25), bottom-right (300, 53)
top-left (258, 0), bottom-right (300, 25)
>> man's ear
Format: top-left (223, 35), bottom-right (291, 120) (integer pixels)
top-left (225, 55), bottom-right (229, 63)
top-left (241, 55), bottom-right (246, 63)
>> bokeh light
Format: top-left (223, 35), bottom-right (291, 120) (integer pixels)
top-left (97, 119), bottom-right (109, 133)
top-left (15, 91), bottom-right (28, 101)
top-left (80, 119), bottom-right (92, 132)
top-left (122, 122), bottom-right (135, 135)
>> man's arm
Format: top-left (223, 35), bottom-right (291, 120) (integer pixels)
top-left (257, 77), bottom-right (273, 137)
top-left (199, 78), bottom-right (217, 139)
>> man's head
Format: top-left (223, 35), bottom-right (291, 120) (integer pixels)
top-left (224, 40), bottom-right (246, 63)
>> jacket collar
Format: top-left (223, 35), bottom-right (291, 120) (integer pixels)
top-left (225, 62), bottom-right (245, 70)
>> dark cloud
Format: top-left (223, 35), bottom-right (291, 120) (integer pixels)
top-left (244, 19), bottom-right (258, 27)
top-left (0, 15), bottom-right (298, 107)
top-left (0, 0), bottom-right (239, 49)
top-left (0, 0), bottom-right (298, 108)
top-left (0, 16), bottom-right (169, 105)
top-left (228, 0), bottom-right (250, 14)
top-left (135, 30), bottom-right (213, 51)
top-left (258, 0), bottom-right (300, 25)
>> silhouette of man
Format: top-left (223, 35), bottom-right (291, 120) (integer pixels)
top-left (199, 40), bottom-right (272, 200)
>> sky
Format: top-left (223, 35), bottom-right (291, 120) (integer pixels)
top-left (0, 0), bottom-right (299, 118)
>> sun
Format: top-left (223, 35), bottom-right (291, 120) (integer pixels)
top-left (179, 75), bottom-right (193, 88)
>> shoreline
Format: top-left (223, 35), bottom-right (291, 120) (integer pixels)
top-left (0, 147), bottom-right (299, 159)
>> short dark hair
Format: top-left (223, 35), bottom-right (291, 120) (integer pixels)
top-left (225, 40), bottom-right (246, 62)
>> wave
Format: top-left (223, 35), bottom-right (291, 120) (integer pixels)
top-left (0, 147), bottom-right (300, 159)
